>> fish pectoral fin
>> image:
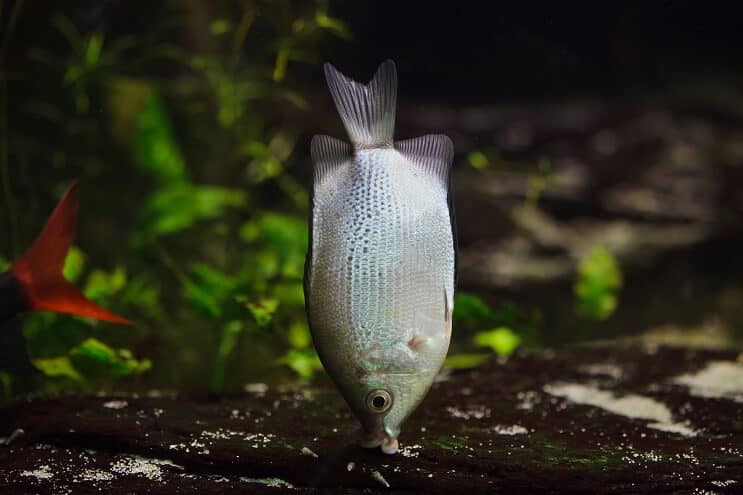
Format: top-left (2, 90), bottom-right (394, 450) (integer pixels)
top-left (407, 335), bottom-right (428, 350)
top-left (311, 135), bottom-right (352, 188)
top-left (395, 134), bottom-right (454, 189)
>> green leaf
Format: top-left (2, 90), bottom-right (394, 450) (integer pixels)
top-left (467, 151), bottom-right (488, 169)
top-left (474, 326), bottom-right (522, 357)
top-left (33, 357), bottom-right (82, 381)
top-left (62, 246), bottom-right (86, 282)
top-left (277, 348), bottom-right (322, 379)
top-left (210, 19), bottom-right (232, 35)
top-left (133, 92), bottom-right (187, 181)
top-left (244, 297), bottom-right (279, 327)
top-left (70, 338), bottom-right (151, 376)
top-left (574, 246), bottom-right (622, 320)
top-left (314, 11), bottom-right (351, 39)
top-left (453, 292), bottom-right (498, 330)
top-left (444, 353), bottom-right (491, 369)
top-left (287, 320), bottom-right (310, 349)
top-left (84, 267), bottom-right (127, 301)
top-left (185, 281), bottom-right (223, 318)
top-left (191, 263), bottom-right (236, 294)
top-left (211, 320), bottom-right (245, 392)
top-left (272, 281), bottom-right (306, 308)
top-left (0, 372), bottom-right (11, 399)
top-left (120, 274), bottom-right (162, 318)
top-left (136, 183), bottom-right (246, 242)
top-left (454, 292), bottom-right (541, 346)
top-left (240, 213), bottom-right (307, 278)
top-left (184, 264), bottom-right (239, 318)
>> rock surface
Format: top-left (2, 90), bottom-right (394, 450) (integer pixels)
top-left (1, 345), bottom-right (742, 494)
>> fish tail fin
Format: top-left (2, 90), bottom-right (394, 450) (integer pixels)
top-left (324, 59), bottom-right (397, 149)
top-left (9, 181), bottom-right (131, 325)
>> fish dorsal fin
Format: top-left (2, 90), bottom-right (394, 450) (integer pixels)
top-left (311, 135), bottom-right (352, 187)
top-left (395, 134), bottom-right (454, 189)
top-left (324, 60), bottom-right (397, 149)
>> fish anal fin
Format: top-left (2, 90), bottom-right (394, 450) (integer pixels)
top-left (396, 134), bottom-right (454, 189)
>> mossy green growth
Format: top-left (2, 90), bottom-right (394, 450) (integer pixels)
top-left (432, 434), bottom-right (470, 451)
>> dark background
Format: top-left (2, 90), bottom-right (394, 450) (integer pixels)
top-left (8, 1), bottom-right (743, 102)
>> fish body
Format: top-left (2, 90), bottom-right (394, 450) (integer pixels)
top-left (305, 61), bottom-right (455, 454)
top-left (0, 182), bottom-right (130, 374)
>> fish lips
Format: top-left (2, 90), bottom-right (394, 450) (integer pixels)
top-left (359, 422), bottom-right (399, 455)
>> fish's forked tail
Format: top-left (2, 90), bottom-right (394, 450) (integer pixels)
top-left (324, 59), bottom-right (397, 149)
top-left (9, 182), bottom-right (131, 324)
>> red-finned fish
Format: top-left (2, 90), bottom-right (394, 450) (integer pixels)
top-left (0, 182), bottom-right (131, 325)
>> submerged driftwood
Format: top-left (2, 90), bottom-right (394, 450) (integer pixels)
top-left (0, 344), bottom-right (741, 494)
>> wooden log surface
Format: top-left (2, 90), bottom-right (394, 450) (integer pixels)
top-left (1, 344), bottom-right (741, 494)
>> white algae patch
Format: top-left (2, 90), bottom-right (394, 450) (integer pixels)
top-left (102, 400), bottom-right (128, 409)
top-left (111, 455), bottom-right (184, 481)
top-left (241, 476), bottom-right (294, 489)
top-left (399, 444), bottom-right (422, 458)
top-left (243, 432), bottom-right (275, 447)
top-left (672, 361), bottom-right (743, 403)
top-left (516, 390), bottom-right (541, 411)
top-left (244, 383), bottom-right (269, 394)
top-left (300, 447), bottom-right (318, 458)
top-left (78, 469), bottom-right (114, 482)
top-left (492, 424), bottom-right (528, 435)
top-left (446, 405), bottom-right (491, 420)
top-left (579, 363), bottom-right (624, 380)
top-left (711, 480), bottom-right (738, 488)
top-left (544, 382), bottom-right (697, 437)
top-left (20, 465), bottom-right (54, 480)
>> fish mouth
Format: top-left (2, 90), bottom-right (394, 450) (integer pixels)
top-left (359, 428), bottom-right (399, 455)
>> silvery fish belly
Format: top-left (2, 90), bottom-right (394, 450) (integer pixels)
top-left (304, 60), bottom-right (456, 454)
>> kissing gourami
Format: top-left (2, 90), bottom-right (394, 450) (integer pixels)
top-left (304, 60), bottom-right (456, 454)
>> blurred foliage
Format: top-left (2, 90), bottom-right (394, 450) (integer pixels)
top-left (0, 0), bottom-right (350, 395)
top-left (525, 157), bottom-right (554, 209)
top-left (445, 292), bottom-right (541, 366)
top-left (575, 246), bottom-right (623, 320)
top-left (454, 292), bottom-right (541, 346)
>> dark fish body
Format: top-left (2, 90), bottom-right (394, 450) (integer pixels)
top-left (0, 272), bottom-right (28, 323)
top-left (305, 61), bottom-right (455, 454)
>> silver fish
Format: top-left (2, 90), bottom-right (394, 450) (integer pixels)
top-left (304, 60), bottom-right (456, 454)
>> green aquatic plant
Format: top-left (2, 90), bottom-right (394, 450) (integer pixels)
top-left (446, 292), bottom-right (541, 366)
top-left (575, 245), bottom-right (623, 320)
top-left (22, 247), bottom-right (144, 385)
top-left (474, 326), bottom-right (522, 357)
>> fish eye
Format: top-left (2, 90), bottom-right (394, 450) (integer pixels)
top-left (366, 389), bottom-right (393, 413)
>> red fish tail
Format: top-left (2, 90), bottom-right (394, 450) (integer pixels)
top-left (9, 182), bottom-right (131, 325)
